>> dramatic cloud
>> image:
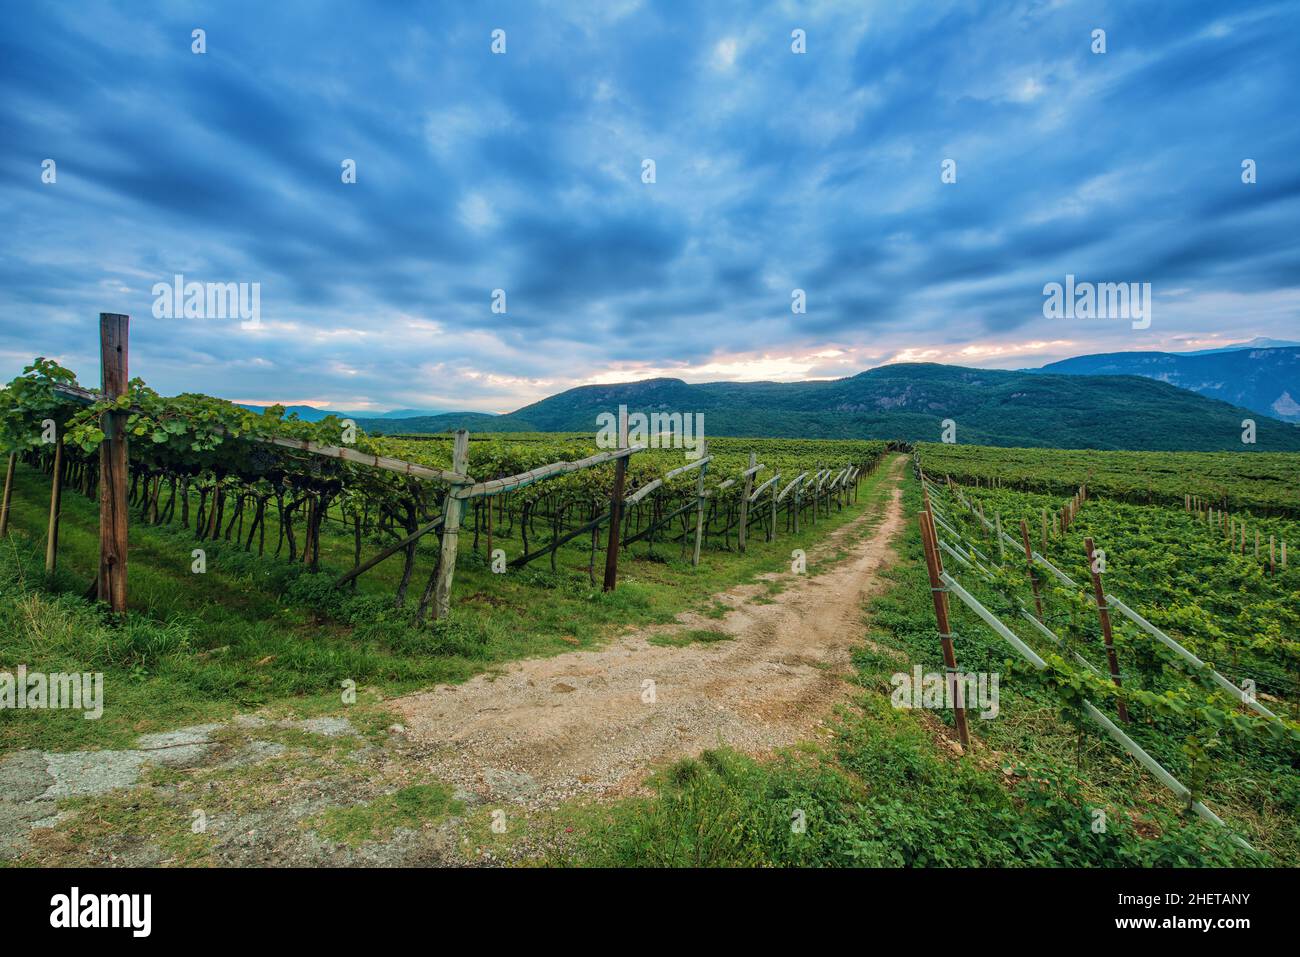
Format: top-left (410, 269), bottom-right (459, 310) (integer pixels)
top-left (1, 0), bottom-right (1296, 412)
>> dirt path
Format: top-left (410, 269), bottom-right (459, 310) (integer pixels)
top-left (392, 454), bottom-right (909, 808)
top-left (2, 456), bottom-right (909, 866)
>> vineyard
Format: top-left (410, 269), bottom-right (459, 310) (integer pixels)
top-left (2, 323), bottom-right (1298, 869)
top-left (909, 445), bottom-right (1300, 860)
top-left (916, 442), bottom-right (1300, 516)
top-left (0, 326), bottom-right (888, 629)
top-left (0, 324), bottom-right (893, 769)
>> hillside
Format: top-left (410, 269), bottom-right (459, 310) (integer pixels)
top-left (383, 363), bottom-right (1300, 451)
top-left (353, 411), bottom-right (536, 434)
top-left (1032, 346), bottom-right (1300, 422)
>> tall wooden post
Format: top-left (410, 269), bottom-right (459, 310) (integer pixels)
top-left (1020, 518), bottom-right (1044, 622)
top-left (769, 475), bottom-right (777, 542)
top-left (919, 509), bottom-right (970, 750)
top-left (0, 452), bottom-right (15, 536)
top-left (602, 429), bottom-right (628, 592)
top-left (433, 429), bottom-right (470, 619)
top-left (97, 313), bottom-right (130, 613)
top-left (737, 451), bottom-right (755, 552)
top-left (45, 431), bottom-right (64, 574)
top-left (691, 442), bottom-right (708, 567)
top-left (1084, 537), bottom-right (1129, 723)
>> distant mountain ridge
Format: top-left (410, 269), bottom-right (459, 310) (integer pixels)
top-left (1181, 337), bottom-right (1300, 355)
top-left (363, 362), bottom-right (1300, 452)
top-left (236, 403), bottom-right (460, 422)
top-left (1030, 346), bottom-right (1300, 422)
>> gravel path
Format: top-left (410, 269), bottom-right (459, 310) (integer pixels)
top-left (392, 455), bottom-right (908, 809)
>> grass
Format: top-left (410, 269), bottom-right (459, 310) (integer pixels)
top-left (308, 783), bottom-right (464, 846)
top-left (533, 471), bottom-right (1269, 868)
top-left (648, 628), bottom-right (732, 648)
top-left (0, 456), bottom-right (901, 754)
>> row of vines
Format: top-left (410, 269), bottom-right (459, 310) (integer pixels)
top-left (0, 358), bottom-right (891, 621)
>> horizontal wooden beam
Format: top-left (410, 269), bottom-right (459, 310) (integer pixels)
top-left (664, 454), bottom-right (712, 481)
top-left (777, 472), bottom-right (808, 503)
top-left (454, 444), bottom-right (644, 499)
top-left (52, 383), bottom-right (471, 484)
top-left (626, 478), bottom-right (663, 505)
top-left (749, 472), bottom-right (780, 502)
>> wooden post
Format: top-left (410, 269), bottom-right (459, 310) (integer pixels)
top-left (919, 509), bottom-right (970, 750)
top-left (769, 474), bottom-right (777, 543)
top-left (995, 511), bottom-right (1004, 564)
top-left (1020, 518), bottom-right (1043, 622)
top-left (97, 313), bottom-right (130, 613)
top-left (433, 429), bottom-right (470, 620)
top-left (45, 432), bottom-right (64, 574)
top-left (0, 452), bottom-right (15, 537)
top-left (691, 442), bottom-right (708, 567)
top-left (738, 451), bottom-right (755, 552)
top-left (602, 429), bottom-right (629, 592)
top-left (1084, 537), bottom-right (1128, 723)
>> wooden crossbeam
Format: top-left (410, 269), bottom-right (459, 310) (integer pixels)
top-left (777, 472), bottom-right (808, 503)
top-left (749, 473), bottom-right (780, 502)
top-left (52, 383), bottom-right (471, 484)
top-left (454, 444), bottom-right (644, 499)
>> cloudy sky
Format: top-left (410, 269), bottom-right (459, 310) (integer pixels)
top-left (2, 0), bottom-right (1297, 413)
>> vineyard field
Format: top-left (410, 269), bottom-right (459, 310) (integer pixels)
top-left (916, 442), bottom-right (1300, 515)
top-left (910, 446), bottom-right (1300, 861)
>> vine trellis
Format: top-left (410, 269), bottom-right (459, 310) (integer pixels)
top-left (0, 313), bottom-right (887, 624)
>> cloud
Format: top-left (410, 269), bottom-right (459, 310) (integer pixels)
top-left (1, 0), bottom-right (1297, 413)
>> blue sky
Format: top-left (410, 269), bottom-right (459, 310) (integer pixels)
top-left (2, 0), bottom-right (1297, 413)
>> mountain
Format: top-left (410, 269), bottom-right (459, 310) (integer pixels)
top-left (375, 363), bottom-right (1300, 451)
top-left (1031, 347), bottom-right (1300, 422)
top-left (352, 411), bottom-right (534, 435)
top-left (235, 403), bottom-right (343, 423)
top-left (1182, 337), bottom-right (1300, 355)
top-left (237, 403), bottom-right (457, 422)
top-left (345, 407), bottom-right (453, 419)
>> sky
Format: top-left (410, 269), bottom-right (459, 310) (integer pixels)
top-left (1, 0), bottom-right (1297, 414)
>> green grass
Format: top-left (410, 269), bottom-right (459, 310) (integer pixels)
top-left (0, 457), bottom-right (900, 754)
top-left (648, 628), bottom-right (732, 648)
top-left (545, 471), bottom-right (1265, 868)
top-left (308, 783), bottom-right (464, 846)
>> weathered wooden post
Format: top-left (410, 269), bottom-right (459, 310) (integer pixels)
top-left (1084, 537), bottom-right (1128, 723)
top-left (768, 474), bottom-right (778, 542)
top-left (691, 441), bottom-right (708, 567)
top-left (97, 313), bottom-right (130, 613)
top-left (0, 452), bottom-right (15, 536)
top-left (919, 509), bottom-right (970, 750)
top-left (45, 430), bottom-right (64, 573)
top-left (433, 429), bottom-right (470, 619)
top-left (602, 423), bottom-right (629, 592)
top-left (1020, 518), bottom-right (1044, 622)
top-left (738, 451), bottom-right (755, 552)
